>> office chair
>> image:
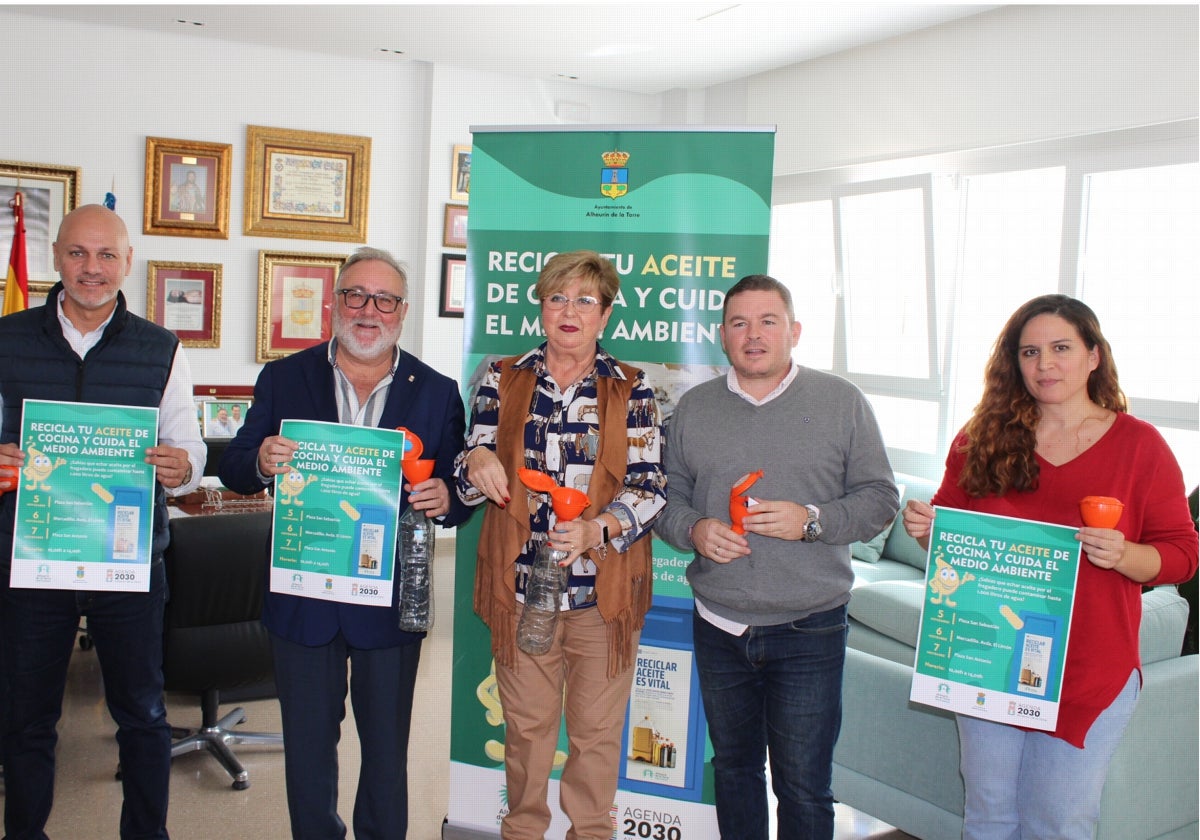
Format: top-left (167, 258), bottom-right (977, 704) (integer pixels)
top-left (160, 510), bottom-right (283, 789)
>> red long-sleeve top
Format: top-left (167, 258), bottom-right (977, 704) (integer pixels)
top-left (932, 412), bottom-right (1198, 747)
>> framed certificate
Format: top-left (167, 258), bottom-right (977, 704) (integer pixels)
top-left (244, 125), bottom-right (371, 242)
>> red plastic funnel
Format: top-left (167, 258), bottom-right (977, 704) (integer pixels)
top-left (0, 464), bottom-right (18, 494)
top-left (394, 427), bottom-right (424, 461)
top-left (518, 468), bottom-right (559, 494)
top-left (1079, 496), bottom-right (1123, 529)
top-left (729, 470), bottom-right (764, 535)
top-left (402, 458), bottom-right (436, 484)
top-left (551, 487), bottom-right (590, 521)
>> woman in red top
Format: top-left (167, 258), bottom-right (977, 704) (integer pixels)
top-left (903, 294), bottom-right (1197, 840)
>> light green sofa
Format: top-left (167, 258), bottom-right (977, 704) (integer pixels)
top-left (836, 474), bottom-right (1199, 840)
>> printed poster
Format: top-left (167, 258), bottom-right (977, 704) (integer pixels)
top-left (269, 420), bottom-right (405, 607)
top-left (910, 507), bottom-right (1082, 731)
top-left (10, 399), bottom-right (158, 592)
top-left (624, 644), bottom-right (694, 789)
top-left (448, 126), bottom-right (775, 838)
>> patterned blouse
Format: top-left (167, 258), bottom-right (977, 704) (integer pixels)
top-left (455, 343), bottom-right (666, 610)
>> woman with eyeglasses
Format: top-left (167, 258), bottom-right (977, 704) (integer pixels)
top-left (454, 250), bottom-right (666, 839)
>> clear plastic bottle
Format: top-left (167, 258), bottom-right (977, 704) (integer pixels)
top-left (397, 504), bottom-right (435, 632)
top-left (516, 541), bottom-right (568, 655)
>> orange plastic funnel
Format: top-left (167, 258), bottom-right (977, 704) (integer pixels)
top-left (394, 427), bottom-right (424, 461)
top-left (551, 487), bottom-right (590, 521)
top-left (0, 464), bottom-right (18, 495)
top-left (518, 468), bottom-right (559, 494)
top-left (402, 458), bottom-right (436, 484)
top-left (729, 470), bottom-right (764, 535)
top-left (1080, 496), bottom-right (1124, 529)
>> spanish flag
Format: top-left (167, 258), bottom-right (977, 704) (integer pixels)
top-left (3, 190), bottom-right (29, 316)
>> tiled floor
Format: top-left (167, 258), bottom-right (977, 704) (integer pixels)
top-left (28, 538), bottom-right (916, 839)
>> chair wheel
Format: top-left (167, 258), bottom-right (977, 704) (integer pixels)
top-left (232, 779), bottom-right (249, 791)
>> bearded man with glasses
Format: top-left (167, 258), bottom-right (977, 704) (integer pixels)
top-left (219, 246), bottom-right (472, 840)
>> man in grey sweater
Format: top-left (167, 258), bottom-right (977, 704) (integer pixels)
top-left (657, 274), bottom-right (898, 840)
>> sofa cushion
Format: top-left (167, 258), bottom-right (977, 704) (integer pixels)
top-left (848, 580), bottom-right (926, 648)
top-left (879, 474), bottom-right (939, 572)
top-left (1139, 586), bottom-right (1189, 665)
top-left (851, 483), bottom-right (906, 563)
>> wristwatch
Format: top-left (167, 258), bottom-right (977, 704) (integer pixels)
top-left (598, 520), bottom-right (610, 546)
top-left (802, 504), bottom-right (822, 543)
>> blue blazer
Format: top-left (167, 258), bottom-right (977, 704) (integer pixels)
top-left (218, 343), bottom-right (472, 649)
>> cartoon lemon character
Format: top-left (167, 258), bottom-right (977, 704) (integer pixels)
top-left (23, 446), bottom-right (67, 491)
top-left (929, 553), bottom-right (976, 607)
top-left (278, 467), bottom-right (319, 505)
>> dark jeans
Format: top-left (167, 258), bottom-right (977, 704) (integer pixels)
top-left (270, 631), bottom-right (421, 840)
top-left (2, 562), bottom-right (170, 840)
top-left (693, 604), bottom-right (848, 840)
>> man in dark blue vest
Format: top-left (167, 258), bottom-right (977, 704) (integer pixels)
top-left (0, 205), bottom-right (205, 839)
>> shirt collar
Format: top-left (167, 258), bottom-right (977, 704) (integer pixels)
top-left (726, 362), bottom-right (799, 406)
top-left (327, 337), bottom-right (401, 375)
top-left (513, 342), bottom-right (626, 381)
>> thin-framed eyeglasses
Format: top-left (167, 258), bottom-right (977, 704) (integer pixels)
top-left (336, 288), bottom-right (405, 314)
top-left (543, 293), bottom-right (601, 314)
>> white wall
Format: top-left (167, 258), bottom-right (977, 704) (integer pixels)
top-left (2, 4), bottom-right (1195, 390)
top-left (0, 10), bottom-right (427, 387)
top-left (721, 4), bottom-right (1198, 175)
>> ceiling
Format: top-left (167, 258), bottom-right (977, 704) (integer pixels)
top-left (12, 3), bottom-right (995, 95)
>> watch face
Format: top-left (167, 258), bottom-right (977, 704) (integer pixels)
top-left (804, 518), bottom-right (823, 541)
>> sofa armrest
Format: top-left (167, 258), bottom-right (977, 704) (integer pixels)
top-left (1097, 654), bottom-right (1199, 840)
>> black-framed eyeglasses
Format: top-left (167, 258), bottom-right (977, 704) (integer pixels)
top-left (543, 293), bottom-right (601, 313)
top-left (336, 288), bottom-right (405, 314)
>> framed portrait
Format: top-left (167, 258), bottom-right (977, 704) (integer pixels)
top-left (1, 159), bottom-right (80, 292)
top-left (143, 137), bottom-right (232, 238)
top-left (147, 261), bottom-right (222, 348)
top-left (451, 144), bottom-right (471, 202)
top-left (439, 253), bottom-right (466, 318)
top-left (244, 125), bottom-right (371, 242)
top-left (193, 385), bottom-right (254, 439)
top-left (442, 203), bottom-right (468, 249)
top-left (257, 250), bottom-right (346, 362)
top-left (201, 398), bottom-right (251, 439)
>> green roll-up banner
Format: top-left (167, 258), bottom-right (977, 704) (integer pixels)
top-left (447, 126), bottom-right (774, 838)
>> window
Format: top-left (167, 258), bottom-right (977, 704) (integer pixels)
top-left (770, 123), bottom-right (1198, 486)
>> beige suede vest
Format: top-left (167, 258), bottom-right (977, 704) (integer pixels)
top-left (472, 356), bottom-right (652, 676)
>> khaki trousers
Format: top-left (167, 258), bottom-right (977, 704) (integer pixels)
top-left (496, 605), bottom-right (639, 840)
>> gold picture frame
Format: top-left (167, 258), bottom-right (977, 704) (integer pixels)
top-left (244, 125), bottom-right (371, 242)
top-left (147, 260), bottom-right (222, 348)
top-left (143, 137), bottom-right (232, 238)
top-left (256, 249), bottom-right (347, 363)
top-left (1, 159), bottom-right (80, 292)
top-left (443, 203), bottom-right (468, 248)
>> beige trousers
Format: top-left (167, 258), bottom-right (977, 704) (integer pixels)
top-left (496, 605), bottom-right (639, 840)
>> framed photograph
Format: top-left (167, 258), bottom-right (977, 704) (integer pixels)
top-left (143, 137), bottom-right (232, 238)
top-left (1, 159), bottom-right (80, 292)
top-left (147, 261), bottom-right (222, 348)
top-left (244, 125), bottom-right (371, 242)
top-left (201, 398), bottom-right (251, 439)
top-left (257, 250), bottom-right (346, 362)
top-left (451, 144), bottom-right (471, 202)
top-left (443, 203), bottom-right (468, 249)
top-left (440, 253), bottom-right (466, 318)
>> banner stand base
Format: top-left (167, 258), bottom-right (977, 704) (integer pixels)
top-left (442, 818), bottom-right (498, 840)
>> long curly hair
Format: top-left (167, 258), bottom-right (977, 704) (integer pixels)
top-left (957, 294), bottom-right (1127, 498)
